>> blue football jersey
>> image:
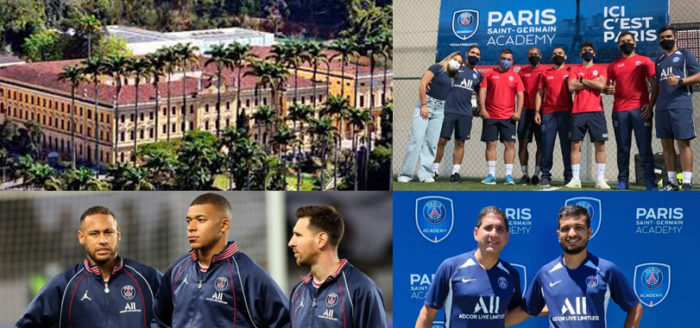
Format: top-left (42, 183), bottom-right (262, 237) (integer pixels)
top-left (424, 250), bottom-right (522, 328)
top-left (655, 48), bottom-right (700, 111)
top-left (445, 67), bottom-right (482, 115)
top-left (522, 253), bottom-right (638, 328)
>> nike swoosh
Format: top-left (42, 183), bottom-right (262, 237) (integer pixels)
top-left (461, 278), bottom-right (476, 283)
top-left (549, 280), bottom-right (562, 287)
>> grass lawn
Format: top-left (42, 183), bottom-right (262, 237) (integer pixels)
top-left (392, 175), bottom-right (649, 191)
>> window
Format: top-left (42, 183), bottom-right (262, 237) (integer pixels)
top-left (130, 114), bottom-right (134, 122)
top-left (162, 107), bottom-right (167, 116)
top-left (205, 104), bottom-right (209, 112)
top-left (88, 110), bottom-right (92, 120)
top-left (190, 105), bottom-right (194, 113)
top-left (301, 96), bottom-right (305, 104)
top-left (246, 99), bottom-right (250, 107)
top-left (149, 128), bottom-right (154, 138)
top-left (359, 95), bottom-right (365, 107)
top-left (121, 115), bottom-right (125, 123)
top-left (189, 121), bottom-right (193, 130)
top-left (172, 123), bottom-right (176, 132)
top-left (162, 124), bottom-right (166, 133)
top-left (140, 130), bottom-right (144, 139)
top-left (121, 131), bottom-right (125, 141)
top-left (226, 102), bottom-right (230, 110)
top-left (263, 97), bottom-right (267, 105)
top-left (205, 120), bottom-right (209, 130)
top-left (140, 112), bottom-right (144, 121)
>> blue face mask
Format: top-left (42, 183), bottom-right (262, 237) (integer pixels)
top-left (499, 59), bottom-right (512, 70)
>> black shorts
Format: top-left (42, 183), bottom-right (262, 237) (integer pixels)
top-left (517, 109), bottom-right (542, 142)
top-left (440, 112), bottom-right (473, 140)
top-left (481, 119), bottom-right (516, 142)
top-left (570, 111), bottom-right (608, 142)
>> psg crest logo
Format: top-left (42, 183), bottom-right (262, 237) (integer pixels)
top-left (452, 10), bottom-right (479, 40)
top-left (415, 196), bottom-right (454, 244)
top-left (498, 277), bottom-right (508, 289)
top-left (215, 276), bottom-right (229, 292)
top-left (121, 285), bottom-right (136, 300)
top-left (325, 292), bottom-right (339, 307)
top-left (586, 275), bottom-right (599, 288)
top-left (564, 197), bottom-right (602, 239)
top-left (634, 263), bottom-right (671, 307)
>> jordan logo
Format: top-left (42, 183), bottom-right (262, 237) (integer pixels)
top-left (80, 290), bottom-right (92, 302)
top-left (182, 276), bottom-right (189, 285)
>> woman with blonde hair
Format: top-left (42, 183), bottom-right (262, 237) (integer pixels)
top-left (398, 51), bottom-right (463, 183)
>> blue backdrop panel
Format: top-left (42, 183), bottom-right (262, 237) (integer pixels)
top-left (436, 0), bottom-right (669, 65)
top-left (393, 191), bottom-right (696, 328)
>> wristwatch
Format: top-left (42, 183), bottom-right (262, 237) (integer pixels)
top-left (679, 78), bottom-right (685, 86)
top-left (579, 77), bottom-right (584, 84)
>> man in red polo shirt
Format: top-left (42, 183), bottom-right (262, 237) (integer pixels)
top-left (565, 41), bottom-right (610, 189)
top-left (604, 31), bottom-right (658, 190)
top-left (534, 47), bottom-right (573, 187)
top-left (478, 48), bottom-right (524, 185)
top-left (517, 46), bottom-right (545, 185)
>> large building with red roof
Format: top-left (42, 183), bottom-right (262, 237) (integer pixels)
top-left (0, 47), bottom-right (392, 165)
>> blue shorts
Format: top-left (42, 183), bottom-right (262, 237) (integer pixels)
top-left (517, 109), bottom-right (542, 142)
top-left (656, 108), bottom-right (696, 140)
top-left (481, 119), bottom-right (516, 142)
top-left (440, 112), bottom-right (473, 140)
top-left (570, 112), bottom-right (608, 142)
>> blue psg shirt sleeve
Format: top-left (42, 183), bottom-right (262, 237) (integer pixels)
top-left (152, 265), bottom-right (174, 327)
top-left (240, 258), bottom-right (291, 327)
top-left (353, 283), bottom-right (388, 328)
top-left (429, 64), bottom-right (443, 76)
top-left (607, 264), bottom-right (639, 312)
top-left (424, 258), bottom-right (454, 310)
top-left (16, 273), bottom-right (66, 327)
top-left (684, 49), bottom-right (700, 76)
top-left (521, 269), bottom-right (546, 316)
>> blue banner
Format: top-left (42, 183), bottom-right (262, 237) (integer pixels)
top-left (437, 0), bottom-right (670, 65)
top-left (393, 191), bottom-right (696, 328)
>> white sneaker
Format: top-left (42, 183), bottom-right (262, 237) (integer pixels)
top-left (423, 177), bottom-right (435, 183)
top-left (595, 179), bottom-right (611, 189)
top-left (397, 176), bottom-right (411, 183)
top-left (565, 178), bottom-right (582, 188)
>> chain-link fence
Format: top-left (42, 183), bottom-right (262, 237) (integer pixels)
top-left (394, 0), bottom-right (700, 186)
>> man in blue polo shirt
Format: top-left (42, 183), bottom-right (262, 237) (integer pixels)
top-left (415, 206), bottom-right (522, 328)
top-left (433, 45), bottom-right (483, 183)
top-left (153, 193), bottom-right (290, 328)
top-left (654, 25), bottom-right (700, 191)
top-left (16, 206), bottom-right (162, 328)
top-left (505, 205), bottom-right (643, 327)
top-left (288, 205), bottom-right (387, 327)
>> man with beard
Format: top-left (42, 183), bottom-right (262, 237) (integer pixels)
top-left (288, 205), bottom-right (387, 327)
top-left (16, 206), bottom-right (162, 328)
top-left (153, 193), bottom-right (290, 327)
top-left (415, 206), bottom-right (522, 328)
top-left (505, 205), bottom-right (643, 327)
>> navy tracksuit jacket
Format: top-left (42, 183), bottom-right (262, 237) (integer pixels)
top-left (289, 259), bottom-right (387, 328)
top-left (153, 241), bottom-right (291, 328)
top-left (16, 257), bottom-right (162, 328)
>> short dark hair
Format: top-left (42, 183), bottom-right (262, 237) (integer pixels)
top-left (190, 193), bottom-right (233, 218)
top-left (467, 45), bottom-right (481, 53)
top-left (552, 47), bottom-right (566, 55)
top-left (580, 41), bottom-right (595, 52)
top-left (500, 48), bottom-right (513, 56)
top-left (80, 206), bottom-right (116, 223)
top-left (476, 206), bottom-right (509, 230)
top-left (295, 205), bottom-right (344, 247)
top-left (658, 25), bottom-right (676, 37)
top-left (557, 205), bottom-right (591, 228)
top-left (617, 31), bottom-right (635, 42)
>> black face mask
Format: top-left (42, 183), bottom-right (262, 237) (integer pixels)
top-left (620, 42), bottom-right (635, 55)
top-left (581, 51), bottom-right (594, 62)
top-left (552, 55), bottom-right (566, 66)
top-left (660, 39), bottom-right (675, 51)
top-left (467, 55), bottom-right (480, 66)
top-left (528, 56), bottom-right (540, 66)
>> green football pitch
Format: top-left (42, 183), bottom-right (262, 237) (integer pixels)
top-left (393, 176), bottom-right (650, 191)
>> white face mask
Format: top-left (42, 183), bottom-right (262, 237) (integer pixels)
top-left (448, 59), bottom-right (461, 72)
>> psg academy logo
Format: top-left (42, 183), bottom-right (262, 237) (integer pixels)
top-left (121, 285), bottom-right (136, 300)
top-left (325, 292), bottom-right (338, 307)
top-left (564, 197), bottom-right (602, 239)
top-left (415, 196), bottom-right (454, 244)
top-left (214, 276), bottom-right (229, 292)
top-left (452, 9), bottom-right (479, 40)
top-left (634, 263), bottom-right (671, 307)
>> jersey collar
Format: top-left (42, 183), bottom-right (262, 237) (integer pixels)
top-left (301, 258), bottom-right (349, 285)
top-left (83, 256), bottom-right (124, 276)
top-left (188, 241), bottom-right (239, 264)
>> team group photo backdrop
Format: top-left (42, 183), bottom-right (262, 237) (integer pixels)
top-left (0, 191), bottom-right (393, 327)
top-left (394, 0), bottom-right (700, 188)
top-left (393, 191), bottom-right (697, 327)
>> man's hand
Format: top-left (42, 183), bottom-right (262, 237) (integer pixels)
top-left (420, 105), bottom-right (429, 120)
top-left (511, 111), bottom-right (521, 122)
top-left (641, 104), bottom-right (653, 119)
top-left (534, 112), bottom-right (542, 125)
top-left (603, 80), bottom-right (615, 95)
top-left (480, 110), bottom-right (490, 119)
top-left (667, 75), bottom-right (681, 86)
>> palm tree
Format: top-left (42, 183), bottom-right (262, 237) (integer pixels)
top-left (205, 43), bottom-right (234, 138)
top-left (160, 46), bottom-right (178, 141)
top-left (219, 126), bottom-right (248, 190)
top-left (104, 54), bottom-right (129, 162)
top-left (362, 35), bottom-right (382, 178)
top-left (129, 58), bottom-right (150, 163)
top-left (82, 56), bottom-right (104, 168)
top-left (271, 124), bottom-right (295, 190)
top-left (174, 43), bottom-right (199, 134)
top-left (226, 42), bottom-right (253, 124)
top-left (141, 148), bottom-right (176, 190)
top-left (76, 14), bottom-right (101, 58)
top-left (329, 38), bottom-right (356, 99)
top-left (21, 120), bottom-right (43, 159)
top-left (146, 50), bottom-right (168, 143)
top-left (287, 103), bottom-right (312, 190)
top-left (175, 135), bottom-right (219, 190)
top-left (308, 117), bottom-right (337, 190)
top-left (346, 107), bottom-right (373, 191)
top-left (26, 162), bottom-right (56, 190)
top-left (252, 105), bottom-right (277, 147)
top-left (245, 60), bottom-right (287, 117)
top-left (64, 167), bottom-right (109, 190)
top-left (57, 64), bottom-right (86, 168)
top-left (322, 95), bottom-right (349, 189)
top-left (303, 40), bottom-right (328, 109)
top-left (107, 162), bottom-right (154, 190)
top-left (378, 28), bottom-right (393, 105)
